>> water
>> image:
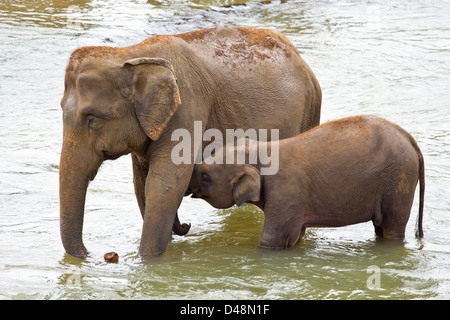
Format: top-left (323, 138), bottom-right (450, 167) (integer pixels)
top-left (1, 0), bottom-right (449, 300)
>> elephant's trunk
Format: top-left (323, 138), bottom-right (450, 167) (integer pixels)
top-left (59, 136), bottom-right (102, 258)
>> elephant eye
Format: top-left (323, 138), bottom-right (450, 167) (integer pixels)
top-left (86, 114), bottom-right (102, 130)
top-left (201, 172), bottom-right (211, 184)
top-left (86, 115), bottom-right (95, 128)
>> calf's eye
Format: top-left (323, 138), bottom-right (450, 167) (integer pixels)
top-left (201, 172), bottom-right (211, 184)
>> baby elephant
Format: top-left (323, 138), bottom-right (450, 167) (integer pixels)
top-left (188, 115), bottom-right (424, 249)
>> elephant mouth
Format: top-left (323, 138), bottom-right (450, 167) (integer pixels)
top-left (88, 169), bottom-right (98, 182)
top-left (185, 187), bottom-right (207, 200)
top-left (102, 150), bottom-right (122, 161)
top-left (190, 193), bottom-right (207, 200)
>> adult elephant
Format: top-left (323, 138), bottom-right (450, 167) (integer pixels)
top-left (59, 27), bottom-right (322, 258)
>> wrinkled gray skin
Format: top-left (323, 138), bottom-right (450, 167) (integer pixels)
top-left (59, 27), bottom-right (322, 258)
top-left (189, 116), bottom-right (424, 249)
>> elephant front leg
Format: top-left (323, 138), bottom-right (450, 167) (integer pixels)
top-left (132, 153), bottom-right (191, 235)
top-left (259, 204), bottom-right (305, 249)
top-left (138, 160), bottom-right (194, 257)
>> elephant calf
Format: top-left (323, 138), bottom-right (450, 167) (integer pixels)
top-left (188, 115), bottom-right (425, 249)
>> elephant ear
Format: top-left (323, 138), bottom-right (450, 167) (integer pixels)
top-left (230, 165), bottom-right (261, 207)
top-left (124, 57), bottom-right (181, 141)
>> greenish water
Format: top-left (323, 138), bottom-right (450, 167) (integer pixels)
top-left (1, 0), bottom-right (449, 300)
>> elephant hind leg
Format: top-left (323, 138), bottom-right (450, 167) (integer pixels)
top-left (132, 153), bottom-right (148, 219)
top-left (378, 193), bottom-right (414, 240)
top-left (373, 219), bottom-right (405, 240)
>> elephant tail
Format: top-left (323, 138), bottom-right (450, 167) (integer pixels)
top-left (415, 146), bottom-right (425, 238)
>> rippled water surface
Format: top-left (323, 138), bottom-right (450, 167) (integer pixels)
top-left (1, 0), bottom-right (449, 299)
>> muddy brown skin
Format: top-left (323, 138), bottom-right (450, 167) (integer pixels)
top-left (104, 252), bottom-right (119, 263)
top-left (189, 116), bottom-right (425, 249)
top-left (59, 27), bottom-right (322, 258)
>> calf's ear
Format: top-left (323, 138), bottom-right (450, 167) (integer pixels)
top-left (230, 165), bottom-right (261, 207)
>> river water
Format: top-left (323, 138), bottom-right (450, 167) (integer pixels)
top-left (0, 0), bottom-right (449, 300)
